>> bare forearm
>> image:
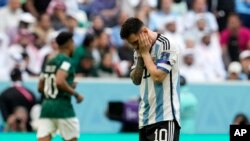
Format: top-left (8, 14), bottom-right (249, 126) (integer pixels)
top-left (130, 57), bottom-right (144, 85)
top-left (142, 53), bottom-right (158, 76)
top-left (142, 52), bottom-right (166, 82)
top-left (38, 79), bottom-right (44, 94)
top-left (57, 80), bottom-right (75, 96)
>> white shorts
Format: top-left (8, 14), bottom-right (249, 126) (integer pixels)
top-left (37, 118), bottom-right (80, 140)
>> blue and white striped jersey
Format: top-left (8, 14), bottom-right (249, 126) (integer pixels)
top-left (132, 34), bottom-right (181, 128)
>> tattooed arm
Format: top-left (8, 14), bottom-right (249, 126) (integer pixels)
top-left (130, 56), bottom-right (144, 85)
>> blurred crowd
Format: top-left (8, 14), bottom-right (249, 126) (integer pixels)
top-left (0, 0), bottom-right (250, 82)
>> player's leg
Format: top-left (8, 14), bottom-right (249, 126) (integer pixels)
top-left (58, 117), bottom-right (80, 141)
top-left (37, 118), bottom-right (57, 141)
top-left (173, 120), bottom-right (180, 141)
top-left (139, 127), bottom-right (146, 141)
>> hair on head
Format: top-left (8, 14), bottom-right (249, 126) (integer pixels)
top-left (120, 17), bottom-right (144, 39)
top-left (56, 31), bottom-right (73, 46)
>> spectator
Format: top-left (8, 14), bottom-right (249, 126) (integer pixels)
top-left (73, 33), bottom-right (97, 72)
top-left (180, 48), bottom-right (206, 82)
top-left (96, 30), bottom-right (114, 60)
top-left (76, 53), bottom-right (98, 77)
top-left (220, 13), bottom-right (250, 65)
top-left (78, 0), bottom-right (92, 17)
top-left (233, 113), bottom-right (249, 125)
top-left (0, 32), bottom-right (10, 80)
top-left (183, 0), bottom-right (218, 32)
top-left (98, 52), bottom-right (117, 77)
top-left (47, 0), bottom-right (81, 16)
top-left (115, 60), bottom-right (132, 78)
top-left (4, 106), bottom-right (29, 132)
top-left (163, 16), bottom-right (185, 51)
top-left (18, 12), bottom-right (36, 31)
top-left (117, 41), bottom-right (134, 62)
top-left (64, 0), bottom-right (80, 14)
top-left (186, 15), bottom-right (215, 44)
top-left (184, 36), bottom-right (196, 49)
top-left (89, 0), bottom-right (120, 27)
top-left (0, 67), bottom-right (36, 132)
top-left (120, 0), bottom-right (141, 17)
top-left (196, 31), bottom-right (226, 81)
top-left (240, 50), bottom-right (250, 80)
top-left (89, 15), bottom-right (105, 34)
top-left (0, 0), bottom-right (23, 32)
top-left (111, 11), bottom-right (129, 48)
top-left (136, 0), bottom-right (151, 26)
top-left (180, 75), bottom-right (198, 133)
top-left (33, 14), bottom-right (55, 45)
top-left (227, 61), bottom-right (247, 80)
top-left (172, 0), bottom-right (188, 15)
top-left (148, 0), bottom-right (183, 32)
top-left (25, 0), bottom-right (52, 18)
top-left (50, 1), bottom-right (67, 31)
top-left (8, 12), bottom-right (36, 44)
top-left (9, 30), bottom-right (50, 76)
top-left (185, 0), bottom-right (192, 10)
top-left (8, 30), bottom-right (34, 77)
top-left (116, 42), bottom-right (134, 78)
top-left (25, 32), bottom-right (51, 75)
top-left (63, 13), bottom-right (85, 48)
top-left (207, 0), bottom-right (235, 31)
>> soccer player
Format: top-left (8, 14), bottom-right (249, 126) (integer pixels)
top-left (120, 18), bottom-right (181, 141)
top-left (37, 32), bottom-right (84, 141)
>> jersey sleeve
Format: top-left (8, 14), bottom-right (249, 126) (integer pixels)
top-left (59, 59), bottom-right (72, 73)
top-left (131, 51), bottom-right (138, 71)
top-left (156, 38), bottom-right (179, 73)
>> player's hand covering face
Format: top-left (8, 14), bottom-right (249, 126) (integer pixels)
top-left (138, 32), bottom-right (151, 54)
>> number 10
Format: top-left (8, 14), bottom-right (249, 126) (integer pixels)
top-left (44, 74), bottom-right (58, 99)
top-left (154, 129), bottom-right (168, 141)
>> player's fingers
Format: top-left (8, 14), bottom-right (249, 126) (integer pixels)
top-left (141, 33), bottom-right (145, 45)
top-left (146, 33), bottom-right (151, 47)
top-left (145, 34), bottom-right (151, 47)
top-left (139, 33), bottom-right (145, 48)
top-left (142, 33), bottom-right (147, 47)
top-left (138, 33), bottom-right (142, 46)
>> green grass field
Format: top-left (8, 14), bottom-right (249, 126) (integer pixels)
top-left (0, 133), bottom-right (229, 141)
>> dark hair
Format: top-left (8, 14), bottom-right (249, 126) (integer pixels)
top-left (95, 29), bottom-right (105, 38)
top-left (233, 113), bottom-right (249, 125)
top-left (157, 0), bottom-right (162, 10)
top-left (55, 31), bottom-right (73, 46)
top-left (83, 33), bottom-right (96, 47)
top-left (10, 67), bottom-right (22, 82)
top-left (120, 17), bottom-right (144, 39)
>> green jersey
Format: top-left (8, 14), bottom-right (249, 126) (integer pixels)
top-left (40, 53), bottom-right (75, 118)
